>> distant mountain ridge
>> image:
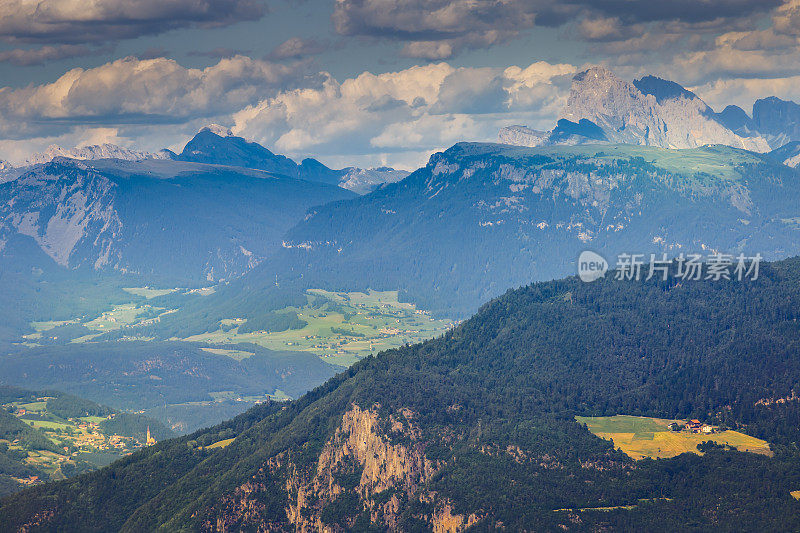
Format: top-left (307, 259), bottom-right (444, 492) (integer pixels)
top-left (171, 126), bottom-right (409, 192)
top-left (501, 67), bottom-right (800, 154)
top-left (23, 143), bottom-right (170, 166)
top-left (0, 156), bottom-right (355, 284)
top-left (140, 141), bottom-right (800, 338)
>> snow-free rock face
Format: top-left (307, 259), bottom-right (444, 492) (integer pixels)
top-left (204, 404), bottom-right (476, 532)
top-left (561, 67), bottom-right (771, 152)
top-left (753, 97), bottom-right (800, 149)
top-left (24, 143), bottom-right (168, 166)
top-left (501, 68), bottom-right (775, 152)
top-left (337, 167), bottom-right (410, 194)
top-left (499, 119), bottom-right (609, 147)
top-left (0, 157), bottom-right (355, 282)
top-left (1, 161), bottom-right (121, 268)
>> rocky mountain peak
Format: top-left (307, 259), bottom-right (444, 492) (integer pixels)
top-left (504, 67), bottom-right (772, 153)
top-left (198, 123), bottom-right (234, 137)
top-left (753, 96), bottom-right (800, 148)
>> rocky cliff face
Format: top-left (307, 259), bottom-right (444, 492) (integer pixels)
top-left (206, 404), bottom-right (478, 532)
top-left (0, 157), bottom-right (355, 283)
top-left (24, 143), bottom-right (168, 166)
top-left (501, 68), bottom-right (776, 153)
top-left (561, 68), bottom-right (770, 152)
top-left (0, 160), bottom-right (122, 268)
top-left (753, 97), bottom-right (800, 148)
top-left (272, 141), bottom-right (800, 318)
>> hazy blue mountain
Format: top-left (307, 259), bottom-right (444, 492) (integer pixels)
top-left (768, 141), bottom-right (800, 168)
top-left (0, 156), bottom-right (354, 284)
top-left (144, 142), bottom-right (800, 335)
top-left (716, 104), bottom-right (759, 136)
top-left (173, 126), bottom-right (410, 192)
top-left (632, 75), bottom-right (701, 104)
top-left (173, 126), bottom-right (324, 181)
top-left (0, 341), bottom-right (339, 429)
top-left (753, 96), bottom-right (800, 148)
top-left (500, 118), bottom-right (609, 147)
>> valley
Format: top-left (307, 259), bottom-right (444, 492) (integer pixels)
top-left (183, 289), bottom-right (455, 366)
top-left (3, 57), bottom-right (800, 530)
top-left (16, 286), bottom-right (455, 367)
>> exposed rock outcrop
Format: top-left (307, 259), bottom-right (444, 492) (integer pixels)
top-left (207, 404), bottom-right (479, 532)
top-left (24, 143), bottom-right (168, 166)
top-left (501, 67), bottom-right (773, 153)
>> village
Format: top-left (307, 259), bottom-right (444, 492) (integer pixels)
top-left (2, 397), bottom-right (159, 489)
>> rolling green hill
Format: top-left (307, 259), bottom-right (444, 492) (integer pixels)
top-left (5, 257), bottom-right (800, 531)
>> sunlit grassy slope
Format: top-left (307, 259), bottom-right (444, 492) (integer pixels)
top-left (577, 415), bottom-right (771, 460)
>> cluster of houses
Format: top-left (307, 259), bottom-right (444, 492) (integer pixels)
top-left (668, 419), bottom-right (718, 434)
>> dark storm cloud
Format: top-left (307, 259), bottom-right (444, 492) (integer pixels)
top-left (0, 0), bottom-right (267, 45)
top-left (332, 0), bottom-right (782, 46)
top-left (582, 0), bottom-right (782, 25)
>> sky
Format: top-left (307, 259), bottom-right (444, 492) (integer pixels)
top-left (0, 0), bottom-right (799, 169)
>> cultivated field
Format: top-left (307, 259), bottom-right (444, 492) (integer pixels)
top-left (576, 415), bottom-right (772, 460)
top-left (184, 289), bottom-right (455, 366)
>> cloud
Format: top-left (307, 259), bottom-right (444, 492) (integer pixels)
top-left (0, 0), bottom-right (266, 45)
top-left (332, 0), bottom-right (781, 58)
top-left (267, 38), bottom-right (327, 60)
top-left (774, 0), bottom-right (800, 35)
top-left (667, 42), bottom-right (800, 83)
top-left (232, 60), bottom-right (574, 167)
top-left (0, 55), bottom-right (302, 138)
top-left (692, 75), bottom-right (800, 112)
top-left (0, 44), bottom-right (109, 66)
top-left (189, 48), bottom-right (254, 59)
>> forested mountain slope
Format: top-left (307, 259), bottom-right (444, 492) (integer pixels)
top-left (5, 258), bottom-right (800, 531)
top-left (157, 141), bottom-right (800, 334)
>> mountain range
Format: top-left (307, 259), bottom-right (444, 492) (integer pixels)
top-left (5, 257), bottom-right (800, 531)
top-left (143, 141), bottom-right (800, 333)
top-left (23, 143), bottom-right (171, 167)
top-left (0, 156), bottom-right (354, 284)
top-left (500, 67), bottom-right (800, 163)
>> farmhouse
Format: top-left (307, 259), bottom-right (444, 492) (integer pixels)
top-left (686, 419), bottom-right (704, 433)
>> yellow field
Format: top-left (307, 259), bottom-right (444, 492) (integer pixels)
top-left (576, 415), bottom-right (772, 460)
top-left (206, 438), bottom-right (235, 449)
